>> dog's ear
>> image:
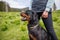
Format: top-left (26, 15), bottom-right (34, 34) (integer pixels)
top-left (26, 10), bottom-right (33, 20)
top-left (25, 10), bottom-right (37, 21)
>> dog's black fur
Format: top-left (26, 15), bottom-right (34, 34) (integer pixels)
top-left (21, 10), bottom-right (51, 40)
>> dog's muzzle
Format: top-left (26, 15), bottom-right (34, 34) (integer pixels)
top-left (21, 17), bottom-right (27, 21)
top-left (20, 12), bottom-right (30, 21)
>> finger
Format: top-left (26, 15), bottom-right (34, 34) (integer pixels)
top-left (42, 14), bottom-right (48, 18)
top-left (42, 15), bottom-right (48, 18)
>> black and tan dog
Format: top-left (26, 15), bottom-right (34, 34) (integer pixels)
top-left (20, 10), bottom-right (51, 40)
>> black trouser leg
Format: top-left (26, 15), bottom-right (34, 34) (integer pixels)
top-left (37, 12), bottom-right (58, 40)
top-left (42, 12), bottom-right (58, 40)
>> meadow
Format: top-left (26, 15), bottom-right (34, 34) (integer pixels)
top-left (0, 10), bottom-right (60, 40)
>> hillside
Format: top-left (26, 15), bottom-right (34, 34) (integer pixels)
top-left (0, 1), bottom-right (29, 12)
top-left (0, 1), bottom-right (10, 12)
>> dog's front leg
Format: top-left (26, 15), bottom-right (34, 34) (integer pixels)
top-left (29, 34), bottom-right (37, 40)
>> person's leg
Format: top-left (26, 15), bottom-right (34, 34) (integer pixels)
top-left (42, 12), bottom-right (58, 40)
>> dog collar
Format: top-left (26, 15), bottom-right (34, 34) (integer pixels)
top-left (30, 24), bottom-right (39, 29)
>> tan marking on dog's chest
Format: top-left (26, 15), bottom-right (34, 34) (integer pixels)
top-left (29, 34), bottom-right (37, 40)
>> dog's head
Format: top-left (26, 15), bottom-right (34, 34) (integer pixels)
top-left (20, 10), bottom-right (38, 22)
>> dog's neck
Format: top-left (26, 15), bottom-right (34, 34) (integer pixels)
top-left (28, 19), bottom-right (39, 28)
top-left (29, 19), bottom-right (38, 24)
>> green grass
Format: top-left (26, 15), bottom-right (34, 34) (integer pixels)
top-left (0, 10), bottom-right (60, 40)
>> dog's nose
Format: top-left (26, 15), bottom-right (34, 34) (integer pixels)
top-left (21, 17), bottom-right (27, 21)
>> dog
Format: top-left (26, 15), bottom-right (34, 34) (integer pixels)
top-left (20, 10), bottom-right (51, 40)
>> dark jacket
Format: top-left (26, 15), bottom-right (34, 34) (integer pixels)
top-left (32, 0), bottom-right (52, 12)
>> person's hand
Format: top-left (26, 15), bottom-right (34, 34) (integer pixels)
top-left (42, 11), bottom-right (48, 18)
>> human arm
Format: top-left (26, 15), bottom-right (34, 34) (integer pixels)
top-left (42, 0), bottom-right (55, 18)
